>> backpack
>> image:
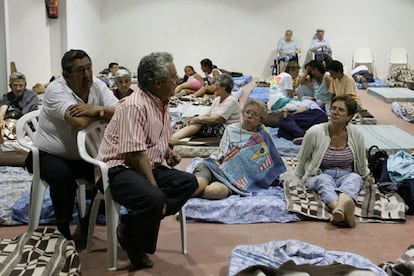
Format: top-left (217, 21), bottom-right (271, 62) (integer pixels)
top-left (368, 145), bottom-right (389, 183)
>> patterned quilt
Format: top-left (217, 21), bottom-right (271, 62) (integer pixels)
top-left (0, 227), bottom-right (81, 275)
top-left (391, 101), bottom-right (414, 123)
top-left (283, 157), bottom-right (406, 223)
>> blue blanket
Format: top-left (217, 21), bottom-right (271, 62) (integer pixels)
top-left (229, 240), bottom-right (387, 276)
top-left (248, 87), bottom-right (270, 102)
top-left (356, 77), bottom-right (389, 89)
top-left (204, 129), bottom-right (286, 196)
top-left (387, 150), bottom-right (414, 185)
top-left (268, 127), bottom-right (301, 157)
top-left (184, 186), bottom-right (300, 224)
top-left (232, 75), bottom-right (252, 91)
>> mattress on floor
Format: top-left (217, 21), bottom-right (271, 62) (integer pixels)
top-left (248, 87), bottom-right (269, 102)
top-left (356, 77), bottom-right (389, 89)
top-left (367, 87), bottom-right (414, 103)
top-left (355, 124), bottom-right (414, 154)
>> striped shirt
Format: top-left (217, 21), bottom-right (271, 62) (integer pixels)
top-left (320, 146), bottom-right (354, 172)
top-left (97, 89), bottom-right (171, 169)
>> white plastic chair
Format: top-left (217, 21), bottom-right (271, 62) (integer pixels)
top-left (389, 48), bottom-right (408, 67)
top-left (77, 121), bottom-right (188, 271)
top-left (353, 48), bottom-right (375, 75)
top-left (15, 109), bottom-right (87, 232)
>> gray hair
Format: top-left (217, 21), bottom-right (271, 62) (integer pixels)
top-left (243, 99), bottom-right (268, 121)
top-left (9, 72), bottom-right (26, 84)
top-left (216, 74), bottom-right (234, 93)
top-left (137, 52), bottom-right (173, 91)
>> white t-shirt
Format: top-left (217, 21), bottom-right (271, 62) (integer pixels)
top-left (34, 76), bottom-right (118, 160)
top-left (210, 95), bottom-right (241, 126)
top-left (268, 72), bottom-right (293, 107)
top-left (214, 122), bottom-right (255, 160)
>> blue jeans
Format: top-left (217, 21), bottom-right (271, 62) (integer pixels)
top-left (307, 169), bottom-right (362, 203)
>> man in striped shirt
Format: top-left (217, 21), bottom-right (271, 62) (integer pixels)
top-left (97, 52), bottom-right (198, 271)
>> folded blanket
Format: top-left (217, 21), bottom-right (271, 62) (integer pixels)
top-left (204, 128), bottom-right (286, 196)
top-left (229, 240), bottom-right (387, 276)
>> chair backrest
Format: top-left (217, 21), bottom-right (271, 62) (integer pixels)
top-left (77, 120), bottom-right (107, 165)
top-left (353, 48), bottom-right (374, 64)
top-left (16, 109), bottom-right (40, 151)
top-left (389, 48), bottom-right (408, 65)
top-left (77, 120), bottom-right (110, 192)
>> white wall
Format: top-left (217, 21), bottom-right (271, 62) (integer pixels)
top-left (98, 0), bottom-right (414, 79)
top-left (65, 0), bottom-right (103, 73)
top-left (4, 0), bottom-right (414, 86)
top-left (5, 0), bottom-right (54, 87)
top-left (0, 0), bottom-right (8, 94)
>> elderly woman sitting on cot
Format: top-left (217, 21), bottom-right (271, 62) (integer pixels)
top-left (284, 95), bottom-right (371, 228)
top-left (192, 99), bottom-right (285, 199)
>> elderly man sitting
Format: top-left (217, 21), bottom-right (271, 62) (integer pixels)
top-left (171, 73), bottom-right (241, 144)
top-left (192, 99), bottom-right (286, 199)
top-left (97, 52), bottom-right (198, 271)
top-left (27, 49), bottom-right (118, 243)
top-left (0, 72), bottom-right (38, 143)
top-left (310, 29), bottom-right (333, 64)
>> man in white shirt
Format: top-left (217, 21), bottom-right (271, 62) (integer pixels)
top-left (310, 29), bottom-right (333, 64)
top-left (27, 49), bottom-right (118, 242)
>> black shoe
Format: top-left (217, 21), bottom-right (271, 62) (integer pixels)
top-left (128, 253), bottom-right (153, 271)
top-left (117, 224), bottom-right (153, 270)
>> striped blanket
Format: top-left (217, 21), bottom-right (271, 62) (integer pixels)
top-left (283, 157), bottom-right (406, 223)
top-left (0, 227), bottom-right (81, 275)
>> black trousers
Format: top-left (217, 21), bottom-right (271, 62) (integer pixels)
top-left (25, 151), bottom-right (95, 239)
top-left (108, 165), bottom-right (198, 254)
top-left (314, 52), bottom-right (332, 64)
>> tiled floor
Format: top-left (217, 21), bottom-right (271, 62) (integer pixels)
top-left (1, 82), bottom-right (413, 275)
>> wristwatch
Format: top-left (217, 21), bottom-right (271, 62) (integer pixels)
top-left (99, 106), bottom-right (104, 118)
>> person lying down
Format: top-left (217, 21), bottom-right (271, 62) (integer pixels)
top-left (191, 99), bottom-right (286, 199)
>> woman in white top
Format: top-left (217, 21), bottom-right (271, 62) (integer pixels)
top-left (193, 58), bottom-right (222, 97)
top-left (175, 65), bottom-right (204, 94)
top-left (171, 74), bottom-right (240, 144)
top-left (277, 30), bottom-right (301, 73)
top-left (268, 61), bottom-right (301, 110)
